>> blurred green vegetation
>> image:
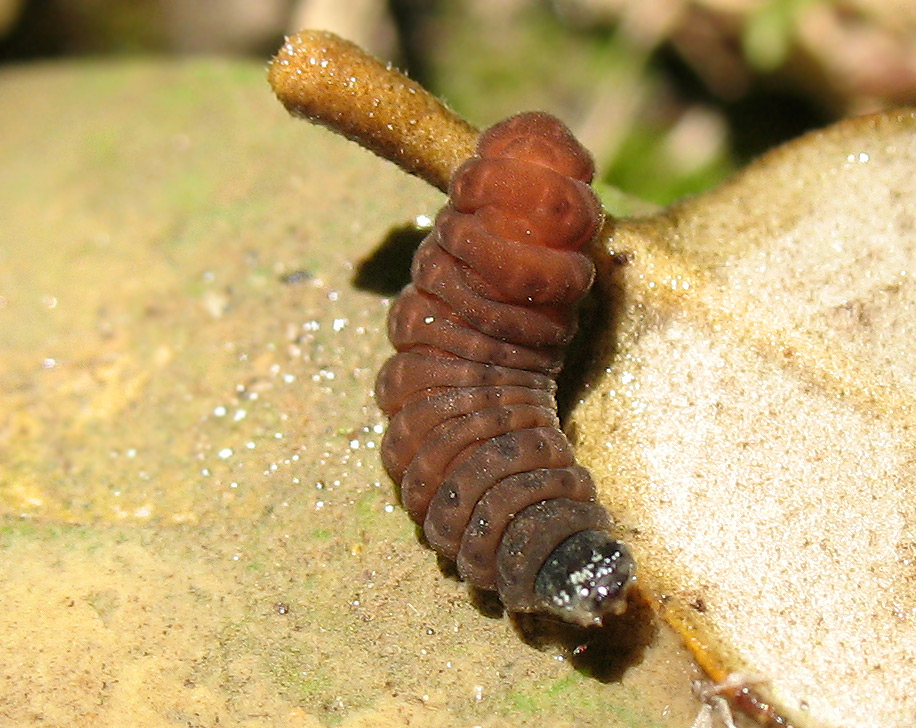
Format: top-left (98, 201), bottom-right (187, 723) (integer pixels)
top-left (0, 0), bottom-right (863, 204)
top-left (410, 1), bottom-right (814, 204)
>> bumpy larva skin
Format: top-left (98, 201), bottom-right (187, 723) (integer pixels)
top-left (375, 112), bottom-right (635, 626)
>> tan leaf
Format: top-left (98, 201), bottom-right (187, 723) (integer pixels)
top-left (578, 108), bottom-right (916, 728)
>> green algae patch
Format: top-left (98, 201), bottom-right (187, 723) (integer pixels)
top-left (0, 61), bottom-right (705, 727)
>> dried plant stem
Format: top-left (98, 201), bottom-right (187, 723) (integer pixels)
top-left (268, 30), bottom-right (479, 193)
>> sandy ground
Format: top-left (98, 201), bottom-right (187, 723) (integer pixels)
top-left (0, 60), bottom-right (710, 728)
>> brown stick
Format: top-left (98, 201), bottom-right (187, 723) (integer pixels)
top-left (268, 30), bottom-right (479, 193)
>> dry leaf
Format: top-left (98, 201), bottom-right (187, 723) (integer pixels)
top-left (578, 108), bottom-right (916, 727)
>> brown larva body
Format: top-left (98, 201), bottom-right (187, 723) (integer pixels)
top-left (375, 112), bottom-right (635, 626)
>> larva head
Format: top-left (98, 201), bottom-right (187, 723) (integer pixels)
top-left (534, 530), bottom-right (636, 627)
top-left (477, 111), bottom-right (595, 184)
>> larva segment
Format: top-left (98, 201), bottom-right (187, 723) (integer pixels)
top-left (411, 237), bottom-right (577, 346)
top-left (436, 210), bottom-right (595, 307)
top-left (450, 158), bottom-right (603, 249)
top-left (375, 352), bottom-right (554, 416)
top-left (423, 426), bottom-right (577, 557)
top-left (457, 465), bottom-right (597, 589)
top-left (375, 111), bottom-right (635, 626)
top-left (400, 405), bottom-right (560, 523)
top-left (388, 286), bottom-right (565, 372)
top-left (380, 386), bottom-right (557, 483)
top-left (476, 110), bottom-right (596, 183)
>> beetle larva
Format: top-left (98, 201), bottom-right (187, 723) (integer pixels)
top-left (375, 111), bottom-right (635, 627)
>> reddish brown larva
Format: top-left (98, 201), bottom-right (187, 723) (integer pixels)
top-left (375, 112), bottom-right (635, 626)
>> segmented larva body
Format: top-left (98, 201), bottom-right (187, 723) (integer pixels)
top-left (375, 112), bottom-right (635, 626)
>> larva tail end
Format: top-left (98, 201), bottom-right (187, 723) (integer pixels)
top-left (534, 530), bottom-right (636, 627)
